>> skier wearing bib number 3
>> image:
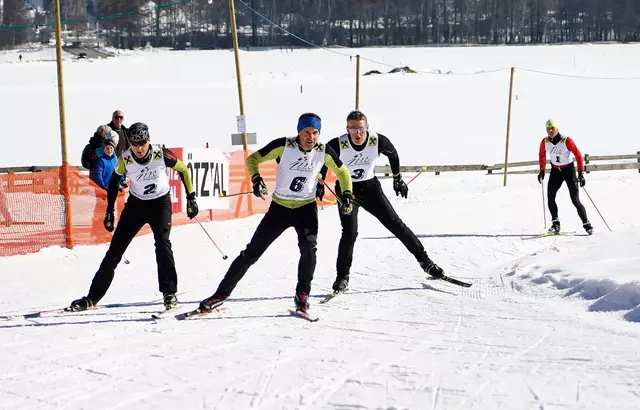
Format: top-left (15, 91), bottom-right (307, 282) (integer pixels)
top-left (68, 122), bottom-right (199, 312)
top-left (198, 113), bottom-right (353, 314)
top-left (538, 119), bottom-right (593, 235)
top-left (319, 110), bottom-right (446, 294)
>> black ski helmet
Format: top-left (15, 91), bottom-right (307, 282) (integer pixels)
top-left (128, 122), bottom-right (150, 144)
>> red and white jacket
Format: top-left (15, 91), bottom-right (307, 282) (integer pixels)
top-left (539, 134), bottom-right (584, 172)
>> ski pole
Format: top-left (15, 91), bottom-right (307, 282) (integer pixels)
top-left (194, 216), bottom-right (228, 259)
top-left (541, 180), bottom-right (547, 230)
top-left (407, 165), bottom-right (427, 185)
top-left (581, 186), bottom-right (612, 232)
top-left (322, 182), bottom-right (362, 207)
top-left (322, 182), bottom-right (343, 205)
top-left (218, 191), bottom-right (252, 198)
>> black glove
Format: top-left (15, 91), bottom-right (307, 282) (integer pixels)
top-left (339, 191), bottom-right (353, 215)
top-left (104, 212), bottom-right (115, 232)
top-left (252, 175), bottom-right (268, 200)
top-left (537, 170), bottom-right (545, 184)
top-left (186, 192), bottom-right (199, 219)
top-left (578, 172), bottom-right (585, 187)
top-left (316, 180), bottom-right (325, 200)
top-left (393, 174), bottom-right (408, 198)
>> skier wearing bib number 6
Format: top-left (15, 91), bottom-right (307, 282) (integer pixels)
top-left (538, 119), bottom-right (593, 235)
top-left (68, 122), bottom-right (199, 312)
top-left (198, 113), bottom-right (353, 314)
top-left (319, 110), bottom-right (446, 295)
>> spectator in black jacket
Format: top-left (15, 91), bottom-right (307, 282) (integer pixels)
top-left (107, 110), bottom-right (130, 158)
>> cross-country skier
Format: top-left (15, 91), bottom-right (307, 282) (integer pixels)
top-left (198, 113), bottom-right (353, 313)
top-left (318, 110), bottom-right (445, 294)
top-left (68, 122), bottom-right (199, 312)
top-left (538, 119), bottom-right (593, 235)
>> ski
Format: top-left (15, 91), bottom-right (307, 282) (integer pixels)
top-left (426, 275), bottom-right (472, 288)
top-left (2, 306), bottom-right (98, 321)
top-left (530, 231), bottom-right (576, 239)
top-left (288, 308), bottom-right (319, 322)
top-left (174, 307), bottom-right (227, 321)
top-left (151, 307), bottom-right (181, 320)
top-left (438, 275), bottom-right (472, 288)
top-left (319, 290), bottom-right (345, 304)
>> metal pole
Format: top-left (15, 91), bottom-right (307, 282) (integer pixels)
top-left (53, 0), bottom-right (73, 249)
top-left (355, 54), bottom-right (361, 109)
top-left (503, 67), bottom-right (515, 187)
top-left (228, 0), bottom-right (248, 151)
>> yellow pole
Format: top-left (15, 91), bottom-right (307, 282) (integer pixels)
top-left (53, 0), bottom-right (73, 248)
top-left (503, 67), bottom-right (515, 187)
top-left (355, 54), bottom-right (361, 109)
top-left (228, 0), bottom-right (248, 151)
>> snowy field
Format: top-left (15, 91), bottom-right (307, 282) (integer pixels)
top-left (1, 44), bottom-right (640, 409)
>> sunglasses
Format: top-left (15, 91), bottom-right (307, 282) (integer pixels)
top-left (130, 140), bottom-right (147, 147)
top-left (347, 127), bottom-right (367, 133)
top-left (113, 116), bottom-right (123, 120)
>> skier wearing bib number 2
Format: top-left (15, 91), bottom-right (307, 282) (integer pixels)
top-left (198, 113), bottom-right (353, 313)
top-left (319, 110), bottom-right (445, 294)
top-left (538, 119), bottom-right (593, 235)
top-left (68, 122), bottom-right (199, 312)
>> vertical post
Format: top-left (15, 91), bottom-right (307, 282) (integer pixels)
top-left (637, 151), bottom-right (639, 173)
top-left (54, 0), bottom-right (73, 249)
top-left (355, 54), bottom-right (361, 109)
top-left (228, 0), bottom-right (247, 152)
top-left (503, 67), bottom-right (515, 187)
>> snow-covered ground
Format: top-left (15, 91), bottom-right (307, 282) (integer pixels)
top-left (1, 44), bottom-right (639, 409)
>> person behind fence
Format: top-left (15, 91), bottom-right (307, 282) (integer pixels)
top-left (197, 113), bottom-right (353, 314)
top-left (108, 110), bottom-right (130, 158)
top-left (318, 110), bottom-right (445, 294)
top-left (68, 122), bottom-right (200, 312)
top-left (537, 119), bottom-right (593, 235)
top-left (82, 124), bottom-right (111, 179)
top-left (91, 130), bottom-right (126, 191)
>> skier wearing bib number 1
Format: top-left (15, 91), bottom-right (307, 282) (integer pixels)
top-left (538, 119), bottom-right (593, 235)
top-left (198, 113), bottom-right (353, 314)
top-left (68, 122), bottom-right (199, 312)
top-left (318, 110), bottom-right (446, 295)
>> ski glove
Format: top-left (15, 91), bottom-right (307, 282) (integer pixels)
top-left (104, 211), bottom-right (115, 232)
top-left (186, 192), bottom-right (199, 219)
top-left (339, 191), bottom-right (354, 215)
top-left (537, 170), bottom-right (545, 184)
top-left (578, 172), bottom-right (586, 187)
top-left (393, 174), bottom-right (408, 198)
top-left (252, 175), bottom-right (268, 200)
top-left (316, 180), bottom-right (325, 200)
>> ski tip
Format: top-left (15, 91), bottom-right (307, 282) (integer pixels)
top-left (288, 308), bottom-right (319, 322)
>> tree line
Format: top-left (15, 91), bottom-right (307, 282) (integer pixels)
top-left (1, 0), bottom-right (639, 50)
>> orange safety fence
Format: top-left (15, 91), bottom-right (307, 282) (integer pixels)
top-left (0, 150), bottom-right (338, 258)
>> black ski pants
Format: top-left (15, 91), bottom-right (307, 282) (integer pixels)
top-left (88, 193), bottom-right (177, 303)
top-left (547, 163), bottom-right (588, 223)
top-left (216, 200), bottom-right (318, 295)
top-left (335, 178), bottom-right (427, 280)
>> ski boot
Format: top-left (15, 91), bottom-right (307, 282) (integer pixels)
top-left (549, 219), bottom-right (561, 234)
top-left (294, 291), bottom-right (310, 313)
top-left (420, 257), bottom-right (445, 279)
top-left (69, 296), bottom-right (94, 312)
top-left (163, 292), bottom-right (178, 310)
top-left (332, 277), bottom-right (349, 293)
top-left (199, 292), bottom-right (228, 313)
top-left (583, 222), bottom-right (594, 236)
